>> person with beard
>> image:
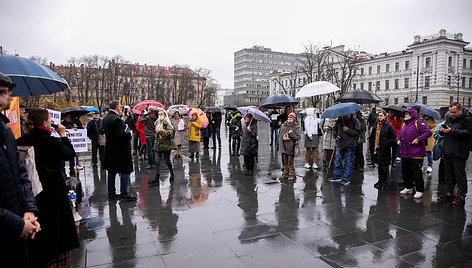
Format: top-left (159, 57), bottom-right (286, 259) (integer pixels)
top-left (369, 109), bottom-right (396, 189)
top-left (397, 108), bottom-right (432, 199)
top-left (229, 112), bottom-right (243, 156)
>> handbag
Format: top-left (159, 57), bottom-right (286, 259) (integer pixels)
top-left (432, 141), bottom-right (441, 161)
top-left (178, 119), bottom-right (185, 131)
top-left (294, 142), bottom-right (300, 157)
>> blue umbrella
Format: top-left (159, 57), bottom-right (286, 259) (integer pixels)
top-left (0, 54), bottom-right (68, 96)
top-left (81, 106), bottom-right (100, 113)
top-left (237, 107), bottom-right (271, 123)
top-left (260, 94), bottom-right (298, 109)
top-left (321, 102), bottom-right (363, 119)
top-left (407, 103), bottom-right (440, 119)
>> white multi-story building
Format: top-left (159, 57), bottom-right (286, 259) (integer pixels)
top-left (269, 30), bottom-right (472, 109)
top-left (234, 46), bottom-right (301, 106)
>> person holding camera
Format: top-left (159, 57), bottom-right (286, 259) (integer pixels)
top-left (140, 106), bottom-right (158, 169)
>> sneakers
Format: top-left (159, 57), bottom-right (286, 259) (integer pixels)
top-left (304, 163), bottom-right (311, 169)
top-left (414, 192), bottom-right (423, 199)
top-left (426, 167), bottom-right (433, 173)
top-left (313, 163), bottom-right (319, 169)
top-left (400, 188), bottom-right (413, 195)
top-left (452, 194), bottom-right (465, 206)
top-left (279, 173), bottom-right (289, 180)
top-left (437, 191), bottom-right (454, 201)
top-left (340, 180), bottom-right (350, 186)
top-left (328, 177), bottom-right (342, 183)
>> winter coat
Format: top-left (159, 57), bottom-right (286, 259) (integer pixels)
top-left (0, 114), bottom-right (38, 261)
top-left (268, 111), bottom-right (280, 129)
top-left (103, 110), bottom-right (133, 174)
top-left (229, 116), bottom-right (243, 139)
top-left (125, 116), bottom-right (137, 132)
top-left (135, 116), bottom-right (146, 145)
top-left (424, 117), bottom-right (438, 152)
top-left (433, 122), bottom-right (446, 157)
top-left (16, 127), bottom-right (79, 265)
top-left (322, 118), bottom-right (336, 150)
top-left (357, 115), bottom-right (367, 144)
top-left (153, 123), bottom-right (177, 152)
top-left (397, 108), bottom-right (432, 158)
top-left (304, 110), bottom-right (321, 138)
top-left (369, 120), bottom-right (396, 165)
top-left (140, 112), bottom-right (158, 138)
top-left (210, 113), bottom-right (222, 129)
top-left (387, 116), bottom-right (402, 137)
top-left (278, 121), bottom-right (302, 154)
top-left (440, 109), bottom-right (472, 159)
top-left (333, 117), bottom-right (361, 149)
top-left (202, 125), bottom-right (212, 138)
top-left (86, 118), bottom-right (105, 142)
top-left (188, 119), bottom-right (202, 142)
top-left (240, 122), bottom-right (258, 156)
top-left (61, 120), bottom-right (74, 129)
top-left (170, 117), bottom-right (186, 145)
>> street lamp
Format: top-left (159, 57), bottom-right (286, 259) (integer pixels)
top-left (415, 55), bottom-right (420, 103)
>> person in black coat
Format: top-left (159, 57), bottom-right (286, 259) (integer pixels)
top-left (0, 74), bottom-right (39, 267)
top-left (210, 111), bottom-right (222, 149)
top-left (87, 111), bottom-right (105, 165)
top-left (240, 114), bottom-right (258, 175)
top-left (17, 108), bottom-right (79, 267)
top-left (202, 112), bottom-right (212, 149)
top-left (229, 112), bottom-right (243, 156)
top-left (369, 109), bottom-right (396, 189)
top-left (103, 100), bottom-right (136, 202)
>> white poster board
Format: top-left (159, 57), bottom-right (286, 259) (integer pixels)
top-left (47, 109), bottom-right (61, 125)
top-left (66, 129), bottom-right (88, 153)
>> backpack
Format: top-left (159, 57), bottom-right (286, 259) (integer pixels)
top-left (401, 120), bottom-right (428, 147)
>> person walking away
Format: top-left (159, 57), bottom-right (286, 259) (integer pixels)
top-left (210, 111), bottom-right (222, 149)
top-left (433, 112), bottom-right (450, 184)
top-left (240, 114), bottom-right (258, 175)
top-left (367, 107), bottom-right (377, 165)
top-left (0, 74), bottom-right (40, 268)
top-left (353, 111), bottom-right (367, 171)
top-left (188, 112), bottom-right (202, 159)
top-left (87, 111), bottom-right (105, 166)
top-left (170, 111), bottom-right (186, 158)
top-left (229, 112), bottom-right (243, 156)
top-left (387, 110), bottom-right (402, 163)
top-left (437, 102), bottom-right (472, 206)
top-left (322, 118), bottom-right (336, 167)
top-left (278, 113), bottom-right (302, 180)
top-left (303, 108), bottom-right (321, 169)
top-left (18, 108), bottom-right (79, 267)
top-left (202, 112), bottom-right (212, 149)
top-left (148, 110), bottom-right (177, 186)
top-left (328, 114), bottom-right (360, 185)
top-left (103, 100), bottom-right (136, 202)
top-left (422, 114), bottom-right (437, 174)
top-left (397, 108), bottom-right (432, 199)
top-left (369, 109), bottom-right (396, 189)
top-left (135, 114), bottom-right (147, 160)
top-left (269, 109), bottom-right (280, 146)
top-left (140, 106), bottom-right (158, 169)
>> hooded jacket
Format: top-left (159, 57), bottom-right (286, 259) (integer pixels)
top-left (440, 108), bottom-right (472, 159)
top-left (397, 108), bottom-right (432, 158)
top-left (333, 116), bottom-right (361, 149)
top-left (304, 108), bottom-right (321, 138)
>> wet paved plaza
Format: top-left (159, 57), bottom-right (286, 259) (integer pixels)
top-left (71, 124), bottom-right (472, 267)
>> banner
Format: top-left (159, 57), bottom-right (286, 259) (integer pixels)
top-left (66, 129), bottom-right (88, 153)
top-left (2, 97), bottom-right (21, 139)
top-left (47, 109), bottom-right (61, 125)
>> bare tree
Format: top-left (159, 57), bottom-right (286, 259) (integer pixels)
top-left (194, 67), bottom-right (218, 107)
top-left (325, 49), bottom-right (360, 102)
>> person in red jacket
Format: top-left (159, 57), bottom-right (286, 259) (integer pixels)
top-left (387, 110), bottom-right (402, 163)
top-left (135, 114), bottom-right (147, 161)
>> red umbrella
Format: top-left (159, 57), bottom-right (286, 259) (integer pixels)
top-left (132, 100), bottom-right (165, 115)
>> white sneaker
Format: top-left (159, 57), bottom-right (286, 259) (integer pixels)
top-left (426, 167), bottom-right (432, 173)
top-left (304, 163), bottom-right (311, 169)
top-left (400, 188), bottom-right (413, 195)
top-left (396, 157), bottom-right (401, 162)
top-left (313, 163), bottom-right (319, 169)
top-left (414, 192), bottom-right (423, 199)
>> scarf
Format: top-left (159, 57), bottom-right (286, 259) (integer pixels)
top-left (374, 120), bottom-right (383, 153)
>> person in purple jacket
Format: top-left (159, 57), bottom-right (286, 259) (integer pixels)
top-left (397, 108), bottom-right (432, 198)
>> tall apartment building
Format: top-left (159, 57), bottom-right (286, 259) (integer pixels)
top-left (234, 46), bottom-right (300, 106)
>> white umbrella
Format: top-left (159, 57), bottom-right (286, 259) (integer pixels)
top-left (295, 81), bottom-right (341, 98)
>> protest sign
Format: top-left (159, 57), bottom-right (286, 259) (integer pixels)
top-left (66, 129), bottom-right (88, 153)
top-left (2, 97), bottom-right (21, 139)
top-left (47, 109), bottom-right (61, 125)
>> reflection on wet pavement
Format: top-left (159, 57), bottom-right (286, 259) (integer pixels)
top-left (71, 124), bottom-right (472, 267)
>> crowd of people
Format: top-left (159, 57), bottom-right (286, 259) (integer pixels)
top-left (2, 67), bottom-right (472, 266)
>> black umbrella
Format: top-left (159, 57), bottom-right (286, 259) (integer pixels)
top-left (260, 94), bottom-right (298, 109)
top-left (336, 89), bottom-right (383, 104)
top-left (382, 105), bottom-right (404, 117)
top-left (203, 106), bottom-right (221, 113)
top-left (223, 104), bottom-right (238, 110)
top-left (61, 106), bottom-right (90, 118)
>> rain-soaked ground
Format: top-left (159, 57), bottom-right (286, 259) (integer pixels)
top-left (70, 124), bottom-right (472, 267)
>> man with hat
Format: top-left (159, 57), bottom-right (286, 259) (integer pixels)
top-left (87, 111), bottom-right (105, 166)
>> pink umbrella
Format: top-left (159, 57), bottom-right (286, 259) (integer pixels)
top-left (188, 107), bottom-right (209, 128)
top-left (132, 100), bottom-right (165, 115)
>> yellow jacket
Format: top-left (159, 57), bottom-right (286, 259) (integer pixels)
top-left (188, 119), bottom-right (202, 142)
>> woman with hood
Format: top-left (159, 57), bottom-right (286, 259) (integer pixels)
top-left (229, 112), bottom-right (243, 156)
top-left (278, 113), bottom-right (302, 180)
top-left (303, 108), bottom-right (322, 169)
top-left (397, 107), bottom-right (432, 198)
top-left (149, 109), bottom-right (177, 186)
top-left (188, 112), bottom-right (202, 159)
top-left (240, 114), bottom-right (258, 175)
top-left (369, 109), bottom-right (396, 189)
top-left (421, 114), bottom-right (437, 174)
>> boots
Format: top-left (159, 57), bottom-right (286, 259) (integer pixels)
top-left (169, 169), bottom-right (175, 182)
top-left (148, 174), bottom-right (159, 187)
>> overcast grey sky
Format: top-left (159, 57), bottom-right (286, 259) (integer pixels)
top-left (1, 0), bottom-right (471, 89)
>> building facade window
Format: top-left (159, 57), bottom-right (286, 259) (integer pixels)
top-left (394, 97), bottom-right (398, 104)
top-left (469, 78), bottom-right (472, 88)
top-left (448, 76), bottom-right (451, 86)
top-left (353, 84), bottom-right (357, 89)
top-left (448, 56), bottom-right (453, 67)
top-left (425, 57), bottom-right (431, 68)
top-left (360, 83), bottom-right (364, 90)
top-left (386, 64), bottom-right (390, 73)
top-left (395, 62), bottom-right (399, 71)
top-left (404, 97), bottom-right (409, 103)
top-left (405, 60), bottom-right (410, 70)
top-left (463, 59), bottom-right (467, 68)
top-left (369, 66), bottom-right (372, 75)
top-left (385, 80), bottom-right (389, 90)
top-left (450, 96), bottom-right (454, 103)
top-left (376, 81), bottom-right (380, 91)
top-left (361, 68), bottom-right (364, 75)
top-left (368, 82), bottom-right (372, 91)
top-left (405, 78), bottom-right (409, 88)
top-left (377, 65), bottom-right (381, 74)
top-left (425, 76), bottom-right (430, 88)
top-left (470, 60), bottom-right (472, 69)
top-left (394, 79), bottom-right (399, 89)
top-left (462, 77), bottom-right (466, 87)
top-left (469, 97), bottom-right (471, 107)
top-left (422, 96), bottom-right (427, 105)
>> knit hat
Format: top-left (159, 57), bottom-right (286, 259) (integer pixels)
top-left (288, 113), bottom-right (296, 120)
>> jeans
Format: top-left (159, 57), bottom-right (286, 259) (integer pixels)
top-left (146, 137), bottom-right (155, 166)
top-left (91, 140), bottom-right (104, 165)
top-left (401, 158), bottom-right (424, 192)
top-left (212, 127), bottom-right (221, 147)
top-left (426, 151), bottom-right (433, 168)
top-left (107, 172), bottom-right (130, 198)
top-left (334, 147), bottom-right (356, 181)
top-left (154, 151), bottom-right (173, 176)
top-left (270, 127), bottom-right (278, 145)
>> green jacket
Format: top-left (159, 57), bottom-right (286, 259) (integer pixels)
top-left (153, 123), bottom-right (177, 152)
